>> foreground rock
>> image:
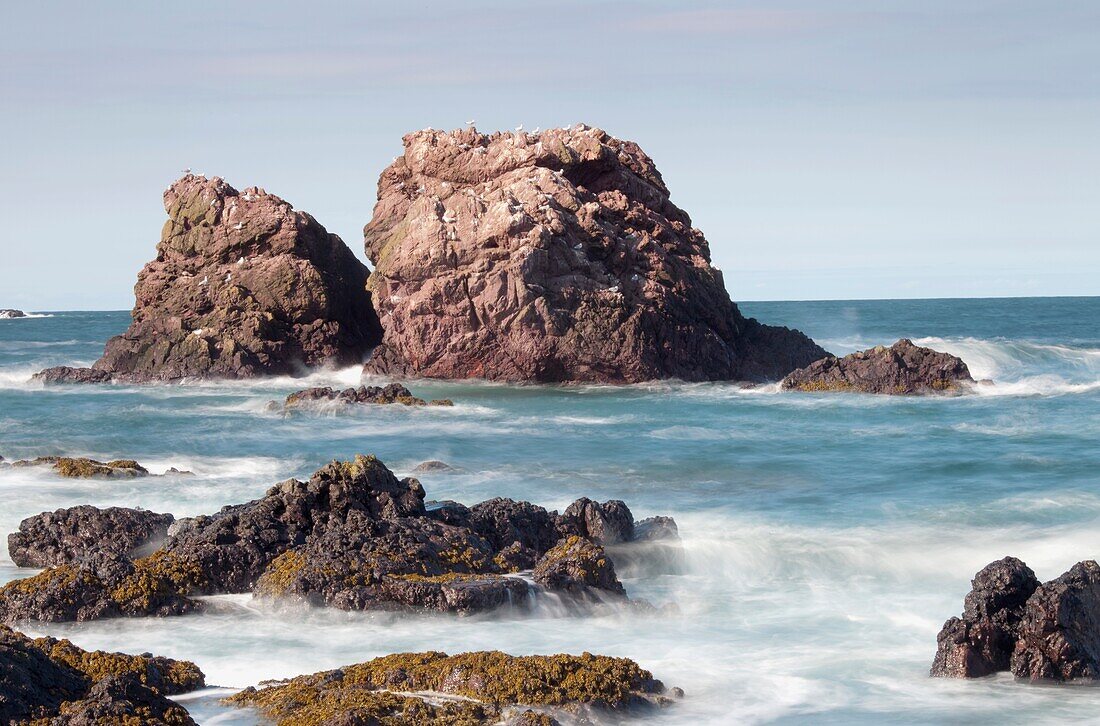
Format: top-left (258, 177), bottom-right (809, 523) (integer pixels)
top-left (2, 456), bottom-right (680, 621)
top-left (0, 624), bottom-right (201, 724)
top-left (226, 650), bottom-right (679, 725)
top-left (8, 505), bottom-right (174, 567)
top-left (932, 557), bottom-right (1100, 682)
top-left (0, 309), bottom-right (25, 319)
top-left (782, 339), bottom-right (974, 394)
top-left (36, 174), bottom-right (382, 384)
top-left (282, 382), bottom-right (453, 410)
top-left (930, 557), bottom-right (1039, 678)
top-left (362, 124), bottom-right (826, 383)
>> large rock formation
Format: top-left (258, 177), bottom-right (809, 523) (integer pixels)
top-left (1, 455), bottom-right (677, 621)
top-left (0, 309), bottom-right (25, 319)
top-left (783, 339), bottom-right (974, 394)
top-left (932, 557), bottom-right (1100, 683)
top-left (37, 174), bottom-right (382, 383)
top-left (361, 125), bottom-right (826, 383)
top-left (226, 650), bottom-right (679, 725)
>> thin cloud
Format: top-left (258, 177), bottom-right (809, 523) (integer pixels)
top-left (625, 8), bottom-right (824, 35)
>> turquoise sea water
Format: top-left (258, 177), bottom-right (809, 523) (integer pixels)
top-left (1, 297), bottom-right (1099, 724)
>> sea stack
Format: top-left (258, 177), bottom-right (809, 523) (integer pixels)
top-left (361, 124), bottom-right (826, 383)
top-left (36, 175), bottom-right (382, 383)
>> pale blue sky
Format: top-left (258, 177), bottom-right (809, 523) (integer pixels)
top-left (2, 1), bottom-right (1097, 309)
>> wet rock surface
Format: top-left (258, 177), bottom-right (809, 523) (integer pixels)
top-left (933, 557), bottom-right (1100, 683)
top-left (782, 338), bottom-right (974, 395)
top-left (0, 624), bottom-right (201, 724)
top-left (282, 382), bottom-right (453, 410)
top-left (0, 309), bottom-right (26, 319)
top-left (225, 650), bottom-right (679, 725)
top-left (362, 125), bottom-right (826, 383)
top-left (931, 557), bottom-right (1039, 678)
top-left (2, 455), bottom-right (678, 621)
top-left (8, 505), bottom-right (174, 567)
top-left (35, 174), bottom-right (382, 383)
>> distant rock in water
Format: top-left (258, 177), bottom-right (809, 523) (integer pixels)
top-left (932, 557), bottom-right (1100, 683)
top-left (781, 339), bottom-right (974, 394)
top-left (226, 650), bottom-right (680, 724)
top-left (0, 309), bottom-right (26, 319)
top-left (0, 624), bottom-right (202, 724)
top-left (413, 459), bottom-right (456, 473)
top-left (362, 124), bottom-right (826, 383)
top-left (10, 456), bottom-right (151, 478)
top-left (8, 506), bottom-right (174, 568)
top-left (35, 174), bottom-right (382, 384)
top-left (281, 382), bottom-right (453, 410)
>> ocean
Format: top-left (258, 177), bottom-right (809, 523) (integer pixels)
top-left (1, 296), bottom-right (1098, 724)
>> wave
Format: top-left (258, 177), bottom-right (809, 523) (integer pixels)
top-left (0, 313), bottom-right (54, 320)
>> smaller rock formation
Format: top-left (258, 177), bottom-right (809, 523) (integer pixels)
top-left (533, 536), bottom-right (626, 600)
top-left (559, 498), bottom-right (634, 545)
top-left (930, 557), bottom-right (1039, 678)
top-left (932, 557), bottom-right (1100, 683)
top-left (225, 650), bottom-right (679, 725)
top-left (1011, 561), bottom-right (1100, 681)
top-left (782, 339), bottom-right (974, 394)
top-left (8, 505), bottom-right (174, 567)
top-left (0, 309), bottom-right (26, 319)
top-left (281, 382), bottom-right (453, 410)
top-left (0, 624), bottom-right (201, 724)
top-left (35, 174), bottom-right (382, 383)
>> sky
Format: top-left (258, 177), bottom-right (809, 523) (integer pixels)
top-left (1, 0), bottom-right (1097, 309)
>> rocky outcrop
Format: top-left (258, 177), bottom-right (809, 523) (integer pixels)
top-left (36, 174), bottom-right (382, 383)
top-left (932, 557), bottom-right (1100, 683)
top-left (930, 557), bottom-right (1039, 678)
top-left (533, 536), bottom-right (626, 599)
top-left (361, 125), bottom-right (826, 383)
top-left (1011, 561), bottom-right (1100, 681)
top-left (31, 365), bottom-right (113, 384)
top-left (8, 506), bottom-right (174, 567)
top-left (0, 309), bottom-right (26, 319)
top-left (225, 650), bottom-right (679, 725)
top-left (2, 455), bottom-right (677, 621)
top-left (11, 456), bottom-right (150, 478)
top-left (782, 339), bottom-right (974, 395)
top-left (0, 624), bottom-right (201, 724)
top-left (281, 382), bottom-right (453, 410)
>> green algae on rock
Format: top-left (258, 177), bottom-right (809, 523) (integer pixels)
top-left (226, 650), bottom-right (679, 725)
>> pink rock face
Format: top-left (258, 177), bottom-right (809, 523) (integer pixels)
top-left (362, 125), bottom-right (826, 383)
top-left (41, 175), bottom-right (381, 382)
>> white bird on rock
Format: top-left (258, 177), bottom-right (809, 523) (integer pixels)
top-left (466, 119), bottom-right (476, 125)
top-left (182, 167), bottom-right (191, 174)
top-left (198, 276), bottom-right (209, 286)
top-left (237, 257), bottom-right (246, 265)
top-left (235, 222), bottom-right (243, 230)
top-left (515, 125), bottom-right (524, 132)
top-left (225, 273), bottom-right (232, 283)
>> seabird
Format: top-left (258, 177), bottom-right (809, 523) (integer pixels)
top-left (225, 273), bottom-right (232, 283)
top-left (235, 222), bottom-right (244, 230)
top-left (515, 125), bottom-right (524, 132)
top-left (237, 257), bottom-right (246, 265)
top-left (466, 119), bottom-right (476, 125)
top-left (182, 167), bottom-right (191, 174)
top-left (198, 276), bottom-right (209, 286)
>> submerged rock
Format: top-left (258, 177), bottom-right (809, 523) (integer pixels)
top-left (0, 309), bottom-right (26, 319)
top-left (8, 505), bottom-right (174, 567)
top-left (35, 174), bottom-right (382, 384)
top-left (362, 125), bottom-right (826, 383)
top-left (931, 557), bottom-right (1039, 678)
top-left (782, 338), bottom-right (974, 395)
top-left (413, 459), bottom-right (456, 473)
top-left (32, 365), bottom-right (113, 384)
top-left (225, 650), bottom-right (679, 724)
top-left (282, 382), bottom-right (453, 410)
top-left (0, 624), bottom-right (201, 724)
top-left (932, 557), bottom-right (1100, 683)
